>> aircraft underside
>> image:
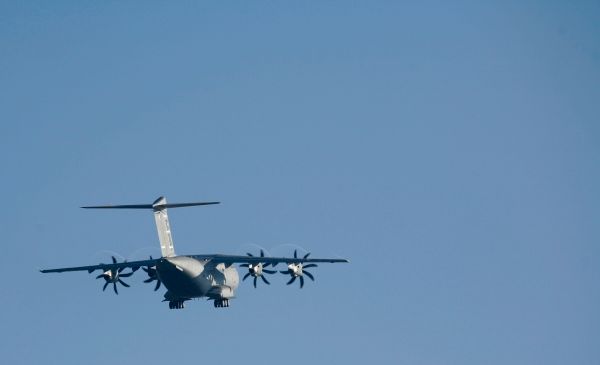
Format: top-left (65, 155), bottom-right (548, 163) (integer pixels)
top-left (158, 256), bottom-right (240, 309)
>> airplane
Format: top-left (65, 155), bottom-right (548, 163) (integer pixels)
top-left (40, 197), bottom-right (348, 309)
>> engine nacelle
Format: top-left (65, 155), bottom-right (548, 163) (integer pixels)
top-left (248, 263), bottom-right (265, 276)
top-left (100, 269), bottom-right (119, 283)
top-left (281, 258), bottom-right (316, 288)
top-left (286, 263), bottom-right (303, 277)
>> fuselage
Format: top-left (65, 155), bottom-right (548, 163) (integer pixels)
top-left (156, 256), bottom-right (240, 302)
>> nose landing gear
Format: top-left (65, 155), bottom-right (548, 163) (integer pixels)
top-left (213, 299), bottom-right (230, 308)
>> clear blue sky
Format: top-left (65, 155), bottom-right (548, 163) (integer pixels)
top-left (1, 1), bottom-right (599, 364)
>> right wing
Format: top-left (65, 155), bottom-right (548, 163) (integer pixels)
top-left (40, 258), bottom-right (160, 274)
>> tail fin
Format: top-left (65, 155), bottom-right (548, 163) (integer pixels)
top-left (82, 196), bottom-right (220, 258)
top-left (152, 197), bottom-right (175, 257)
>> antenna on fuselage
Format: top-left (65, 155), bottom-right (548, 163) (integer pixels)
top-left (81, 197), bottom-right (220, 258)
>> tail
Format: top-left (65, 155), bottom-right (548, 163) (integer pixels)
top-left (82, 196), bottom-right (220, 257)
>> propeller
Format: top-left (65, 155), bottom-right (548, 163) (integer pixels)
top-left (142, 256), bottom-right (162, 291)
top-left (95, 256), bottom-right (134, 295)
top-left (240, 249), bottom-right (277, 288)
top-left (280, 250), bottom-right (318, 288)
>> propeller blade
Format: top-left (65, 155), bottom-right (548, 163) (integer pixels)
top-left (280, 270), bottom-right (289, 274)
top-left (103, 282), bottom-right (109, 291)
top-left (303, 252), bottom-right (311, 259)
top-left (243, 272), bottom-right (251, 281)
top-left (260, 249), bottom-right (265, 257)
top-left (300, 276), bottom-right (305, 288)
top-left (263, 269), bottom-right (276, 274)
top-left (142, 267), bottom-right (149, 273)
top-left (294, 250), bottom-right (298, 259)
top-left (118, 279), bottom-right (130, 287)
top-left (261, 275), bottom-right (270, 285)
top-left (112, 256), bottom-right (117, 264)
top-left (240, 263), bottom-right (249, 268)
top-left (253, 277), bottom-right (257, 288)
top-left (143, 278), bottom-right (154, 283)
top-left (120, 272), bottom-right (133, 277)
top-left (304, 270), bottom-right (315, 281)
top-left (113, 282), bottom-right (118, 295)
top-left (154, 280), bottom-right (161, 291)
top-left (246, 252), bottom-right (254, 257)
top-left (96, 274), bottom-right (104, 279)
top-left (287, 276), bottom-right (297, 285)
top-left (303, 264), bottom-right (318, 269)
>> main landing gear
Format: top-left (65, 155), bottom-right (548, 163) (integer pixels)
top-left (169, 300), bottom-right (185, 309)
top-left (214, 299), bottom-right (230, 308)
top-left (168, 299), bottom-right (230, 309)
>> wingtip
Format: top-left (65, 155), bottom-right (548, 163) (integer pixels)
top-left (334, 259), bottom-right (350, 263)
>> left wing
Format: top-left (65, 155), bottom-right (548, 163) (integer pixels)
top-left (40, 258), bottom-right (160, 274)
top-left (190, 254), bottom-right (349, 266)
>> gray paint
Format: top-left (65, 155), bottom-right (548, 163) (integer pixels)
top-left (41, 197), bottom-right (348, 308)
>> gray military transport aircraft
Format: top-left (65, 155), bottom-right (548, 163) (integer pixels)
top-left (41, 197), bottom-right (348, 309)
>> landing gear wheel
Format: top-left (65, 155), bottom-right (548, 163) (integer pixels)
top-left (169, 300), bottom-right (185, 309)
top-left (213, 299), bottom-right (230, 308)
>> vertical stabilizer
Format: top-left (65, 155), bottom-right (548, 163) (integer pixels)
top-left (81, 197), bottom-right (220, 259)
top-left (152, 197), bottom-right (176, 257)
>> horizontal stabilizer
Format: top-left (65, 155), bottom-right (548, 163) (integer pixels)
top-left (157, 202), bottom-right (220, 209)
top-left (82, 198), bottom-right (219, 210)
top-left (81, 204), bottom-right (154, 209)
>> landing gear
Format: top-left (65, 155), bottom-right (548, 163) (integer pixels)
top-left (213, 299), bottom-right (230, 308)
top-left (168, 300), bottom-right (185, 309)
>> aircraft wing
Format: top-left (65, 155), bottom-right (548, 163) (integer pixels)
top-left (40, 258), bottom-right (160, 274)
top-left (40, 254), bottom-right (349, 273)
top-left (190, 254), bottom-right (349, 266)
